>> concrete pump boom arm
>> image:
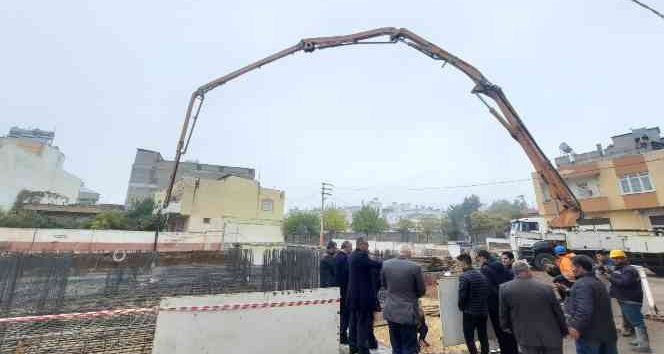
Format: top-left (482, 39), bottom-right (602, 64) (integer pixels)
top-left (163, 27), bottom-right (581, 228)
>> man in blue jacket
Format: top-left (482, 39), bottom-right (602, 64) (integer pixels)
top-left (606, 250), bottom-right (651, 352)
top-left (458, 253), bottom-right (490, 354)
top-left (566, 255), bottom-right (618, 354)
top-left (335, 240), bottom-right (352, 344)
top-left (477, 250), bottom-right (517, 354)
top-left (347, 237), bottom-right (382, 354)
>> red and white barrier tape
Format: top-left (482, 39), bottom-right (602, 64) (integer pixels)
top-left (160, 298), bottom-right (340, 312)
top-left (0, 307), bottom-right (156, 325)
top-left (0, 298), bottom-right (340, 325)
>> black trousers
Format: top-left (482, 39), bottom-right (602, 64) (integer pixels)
top-left (463, 313), bottom-right (489, 354)
top-left (349, 310), bottom-right (373, 352)
top-left (488, 306), bottom-right (518, 354)
top-left (340, 290), bottom-right (349, 340)
top-left (521, 346), bottom-right (562, 354)
top-left (388, 322), bottom-right (418, 354)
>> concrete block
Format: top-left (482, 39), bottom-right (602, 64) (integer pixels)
top-left (438, 276), bottom-right (465, 347)
top-left (152, 288), bottom-right (339, 354)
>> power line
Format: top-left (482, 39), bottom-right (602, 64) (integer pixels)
top-left (625, 0), bottom-right (664, 20)
top-left (333, 155), bottom-right (664, 192)
top-left (335, 178), bottom-right (534, 192)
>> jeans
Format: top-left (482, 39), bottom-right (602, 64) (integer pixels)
top-left (462, 313), bottom-right (489, 354)
top-left (618, 300), bottom-right (645, 330)
top-left (349, 310), bottom-right (373, 352)
top-left (575, 338), bottom-right (618, 354)
top-left (387, 322), bottom-right (418, 354)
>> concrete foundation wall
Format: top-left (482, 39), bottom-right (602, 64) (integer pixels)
top-left (0, 227), bottom-right (283, 252)
top-left (152, 288), bottom-right (339, 354)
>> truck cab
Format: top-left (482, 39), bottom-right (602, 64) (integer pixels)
top-left (510, 218), bottom-right (565, 269)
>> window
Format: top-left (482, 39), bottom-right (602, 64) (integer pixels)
top-left (261, 199), bottom-right (274, 212)
top-left (521, 222), bottom-right (539, 232)
top-left (203, 218), bottom-right (211, 224)
top-left (619, 171), bottom-right (655, 194)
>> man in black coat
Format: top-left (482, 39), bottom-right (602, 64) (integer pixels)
top-left (347, 237), bottom-right (382, 354)
top-left (477, 250), bottom-right (517, 354)
top-left (335, 240), bottom-right (352, 344)
top-left (566, 255), bottom-right (618, 354)
top-left (319, 241), bottom-right (337, 288)
top-left (457, 253), bottom-right (490, 354)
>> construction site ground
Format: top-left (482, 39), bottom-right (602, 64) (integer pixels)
top-left (342, 271), bottom-right (664, 354)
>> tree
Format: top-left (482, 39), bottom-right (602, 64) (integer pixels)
top-left (88, 210), bottom-right (129, 230)
top-left (283, 211), bottom-right (320, 240)
top-left (352, 206), bottom-right (388, 238)
top-left (446, 195), bottom-right (482, 240)
top-left (396, 218), bottom-right (415, 242)
top-left (126, 198), bottom-right (162, 231)
top-left (0, 209), bottom-right (62, 228)
top-left (418, 217), bottom-right (441, 243)
top-left (486, 199), bottom-right (525, 220)
top-left (469, 210), bottom-right (508, 237)
top-left (323, 208), bottom-right (348, 236)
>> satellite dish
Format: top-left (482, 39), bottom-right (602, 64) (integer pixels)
top-left (559, 142), bottom-right (574, 154)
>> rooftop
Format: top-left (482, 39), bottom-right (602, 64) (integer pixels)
top-left (555, 127), bottom-right (664, 167)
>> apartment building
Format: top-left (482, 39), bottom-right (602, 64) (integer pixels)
top-left (155, 176), bottom-right (285, 243)
top-left (534, 127), bottom-right (664, 230)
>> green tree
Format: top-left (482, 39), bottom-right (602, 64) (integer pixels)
top-left (323, 208), bottom-right (347, 236)
top-left (396, 218), bottom-right (415, 242)
top-left (126, 198), bottom-right (162, 231)
top-left (446, 195), bottom-right (482, 240)
top-left (486, 199), bottom-right (525, 220)
top-left (0, 209), bottom-right (62, 228)
top-left (352, 206), bottom-right (388, 238)
top-left (440, 216), bottom-right (451, 235)
top-left (88, 210), bottom-right (129, 230)
top-left (283, 211), bottom-right (320, 238)
top-left (469, 210), bottom-right (507, 236)
top-left (418, 217), bottom-right (441, 243)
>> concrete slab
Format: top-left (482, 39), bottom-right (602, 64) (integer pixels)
top-left (152, 288), bottom-right (339, 354)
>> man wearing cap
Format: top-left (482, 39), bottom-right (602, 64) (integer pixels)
top-left (604, 250), bottom-right (651, 352)
top-left (545, 245), bottom-right (576, 298)
top-left (553, 245), bottom-right (576, 283)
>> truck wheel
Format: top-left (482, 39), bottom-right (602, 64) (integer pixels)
top-left (534, 253), bottom-right (556, 271)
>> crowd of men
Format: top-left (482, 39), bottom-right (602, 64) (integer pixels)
top-left (321, 240), bottom-right (652, 354)
top-left (320, 238), bottom-right (426, 354)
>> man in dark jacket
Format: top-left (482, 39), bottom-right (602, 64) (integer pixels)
top-left (566, 255), bottom-right (618, 354)
top-left (500, 261), bottom-right (567, 354)
top-left (458, 253), bottom-right (490, 354)
top-left (347, 237), bottom-right (382, 354)
top-left (381, 244), bottom-right (426, 354)
top-left (319, 241), bottom-right (337, 288)
top-left (335, 240), bottom-right (352, 344)
top-left (605, 250), bottom-right (651, 352)
top-left (477, 250), bottom-right (517, 354)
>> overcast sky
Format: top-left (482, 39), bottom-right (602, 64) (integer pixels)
top-left (1, 1), bottom-right (663, 210)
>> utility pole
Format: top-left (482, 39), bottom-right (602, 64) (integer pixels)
top-left (320, 182), bottom-right (333, 247)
